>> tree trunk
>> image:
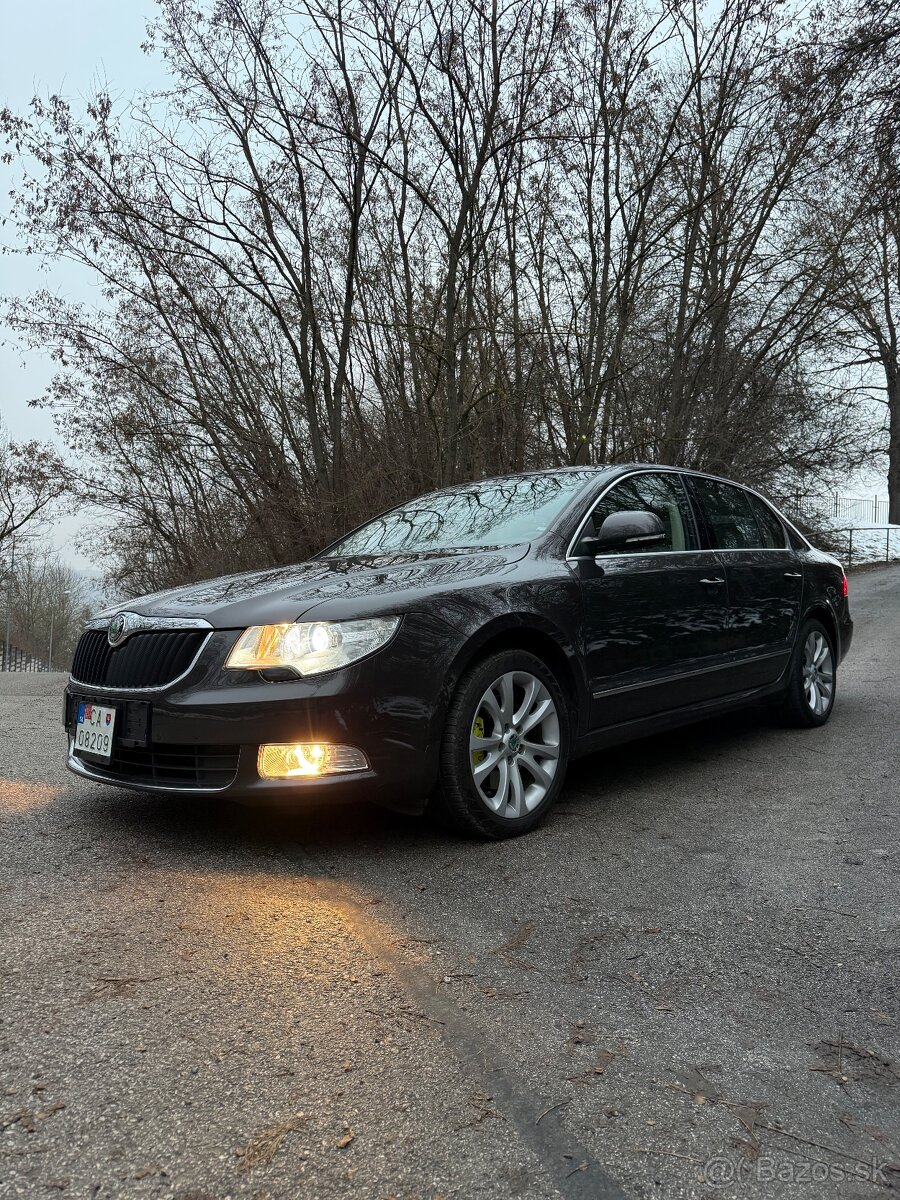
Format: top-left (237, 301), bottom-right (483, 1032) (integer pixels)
top-left (888, 369), bottom-right (900, 525)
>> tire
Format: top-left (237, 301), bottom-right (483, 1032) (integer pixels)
top-left (774, 617), bottom-right (837, 728)
top-left (429, 649), bottom-right (571, 839)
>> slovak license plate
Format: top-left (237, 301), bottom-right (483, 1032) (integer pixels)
top-left (74, 701), bottom-right (117, 763)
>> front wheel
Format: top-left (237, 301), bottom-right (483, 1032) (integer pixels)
top-left (775, 618), bottom-right (837, 728)
top-left (430, 649), bottom-right (571, 838)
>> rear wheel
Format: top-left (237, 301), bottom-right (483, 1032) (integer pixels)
top-left (431, 649), bottom-right (571, 838)
top-left (775, 618), bottom-right (836, 728)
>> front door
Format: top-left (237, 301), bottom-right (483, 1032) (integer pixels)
top-left (571, 471), bottom-right (733, 728)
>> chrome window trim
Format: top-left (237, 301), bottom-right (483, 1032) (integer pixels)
top-left (681, 469), bottom-right (808, 549)
top-left (565, 466), bottom-right (806, 560)
top-left (568, 547), bottom-right (718, 562)
top-left (688, 474), bottom-right (791, 551)
top-left (565, 468), bottom-right (701, 561)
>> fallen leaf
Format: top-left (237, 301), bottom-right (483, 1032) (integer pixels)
top-left (493, 921), bottom-right (534, 968)
top-left (675, 1067), bottom-right (723, 1105)
top-left (236, 1113), bottom-right (306, 1171)
top-left (337, 1127), bottom-right (355, 1149)
top-left (1, 1103), bottom-right (66, 1133)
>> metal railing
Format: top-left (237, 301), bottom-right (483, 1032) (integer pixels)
top-left (0, 644), bottom-right (50, 672)
top-left (780, 491), bottom-right (898, 567)
top-left (784, 493), bottom-right (892, 525)
top-left (836, 526), bottom-right (897, 569)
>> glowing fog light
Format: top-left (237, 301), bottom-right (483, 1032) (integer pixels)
top-left (257, 742), bottom-right (369, 779)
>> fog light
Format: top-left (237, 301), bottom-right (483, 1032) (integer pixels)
top-left (257, 743), bottom-right (369, 779)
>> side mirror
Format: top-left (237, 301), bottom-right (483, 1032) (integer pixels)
top-left (581, 510), bottom-right (667, 555)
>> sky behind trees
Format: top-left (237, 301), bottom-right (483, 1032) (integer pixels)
top-left (1, 1), bottom-right (159, 568)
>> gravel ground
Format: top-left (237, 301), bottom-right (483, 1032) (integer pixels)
top-left (1, 566), bottom-right (898, 1200)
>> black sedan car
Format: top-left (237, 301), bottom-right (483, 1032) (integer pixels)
top-left (66, 465), bottom-right (852, 837)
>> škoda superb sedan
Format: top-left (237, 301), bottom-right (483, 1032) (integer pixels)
top-left (66, 466), bottom-right (851, 838)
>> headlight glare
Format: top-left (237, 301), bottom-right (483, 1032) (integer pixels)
top-left (225, 616), bottom-right (399, 675)
top-left (308, 622), bottom-right (336, 654)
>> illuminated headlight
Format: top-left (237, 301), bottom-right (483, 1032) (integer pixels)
top-left (258, 743), bottom-right (369, 778)
top-left (225, 617), bottom-right (400, 676)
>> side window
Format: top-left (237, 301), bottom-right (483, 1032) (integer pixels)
top-left (787, 525), bottom-right (808, 551)
top-left (574, 472), bottom-right (698, 555)
top-left (691, 478), bottom-right (762, 549)
top-left (747, 494), bottom-right (787, 549)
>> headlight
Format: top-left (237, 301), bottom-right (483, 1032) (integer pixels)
top-left (225, 617), bottom-right (400, 676)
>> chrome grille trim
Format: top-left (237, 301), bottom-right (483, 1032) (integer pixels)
top-left (85, 612), bottom-right (213, 642)
top-left (69, 627), bottom-right (213, 693)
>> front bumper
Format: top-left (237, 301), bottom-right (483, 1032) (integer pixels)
top-left (64, 615), bottom-right (459, 812)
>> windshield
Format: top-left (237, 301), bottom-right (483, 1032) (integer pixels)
top-left (324, 472), bottom-right (598, 557)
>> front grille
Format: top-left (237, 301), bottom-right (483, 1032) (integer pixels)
top-left (71, 629), bottom-right (208, 689)
top-left (83, 742), bottom-right (240, 789)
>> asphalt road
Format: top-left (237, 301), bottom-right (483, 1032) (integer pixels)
top-left (2, 566), bottom-right (899, 1200)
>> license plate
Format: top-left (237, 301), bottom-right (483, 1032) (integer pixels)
top-left (74, 701), bottom-right (117, 763)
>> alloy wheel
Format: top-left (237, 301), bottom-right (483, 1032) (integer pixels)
top-left (469, 670), bottom-right (561, 819)
top-left (802, 630), bottom-right (833, 717)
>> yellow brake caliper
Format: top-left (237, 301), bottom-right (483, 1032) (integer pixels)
top-left (472, 714), bottom-right (487, 766)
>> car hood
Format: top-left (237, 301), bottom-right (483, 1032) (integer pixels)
top-left (96, 545), bottom-right (531, 629)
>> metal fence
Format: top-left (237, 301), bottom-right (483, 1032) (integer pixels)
top-left (0, 644), bottom-right (49, 672)
top-left (779, 491), bottom-right (897, 567)
top-left (784, 493), bottom-right (892, 526)
top-left (834, 526), bottom-right (897, 569)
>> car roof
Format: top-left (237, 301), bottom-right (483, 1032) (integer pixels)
top-left (466, 463), bottom-right (777, 491)
top-left (450, 463), bottom-right (715, 491)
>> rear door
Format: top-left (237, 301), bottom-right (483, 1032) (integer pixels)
top-left (570, 470), bottom-right (733, 728)
top-left (685, 476), bottom-right (802, 687)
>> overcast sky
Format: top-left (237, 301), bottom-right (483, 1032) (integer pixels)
top-left (0, 1), bottom-right (162, 570)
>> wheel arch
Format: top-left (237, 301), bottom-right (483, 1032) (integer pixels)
top-left (443, 615), bottom-right (588, 732)
top-left (802, 601), bottom-right (840, 659)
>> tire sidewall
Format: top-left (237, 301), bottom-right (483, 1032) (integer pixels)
top-left (442, 649), bottom-right (571, 837)
top-left (789, 618), bottom-right (836, 727)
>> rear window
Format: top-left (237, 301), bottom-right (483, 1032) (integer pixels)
top-left (691, 478), bottom-right (763, 550)
top-left (747, 494), bottom-right (787, 548)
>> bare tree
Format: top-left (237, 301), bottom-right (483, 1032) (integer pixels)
top-left (1, 0), bottom-right (884, 594)
top-left (4, 542), bottom-right (89, 667)
top-left (806, 2), bottom-right (900, 520)
top-left (813, 153), bottom-right (900, 521)
top-left (0, 433), bottom-right (67, 556)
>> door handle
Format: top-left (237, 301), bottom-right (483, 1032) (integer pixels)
top-left (699, 577), bottom-right (725, 586)
top-left (783, 571), bottom-right (802, 579)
